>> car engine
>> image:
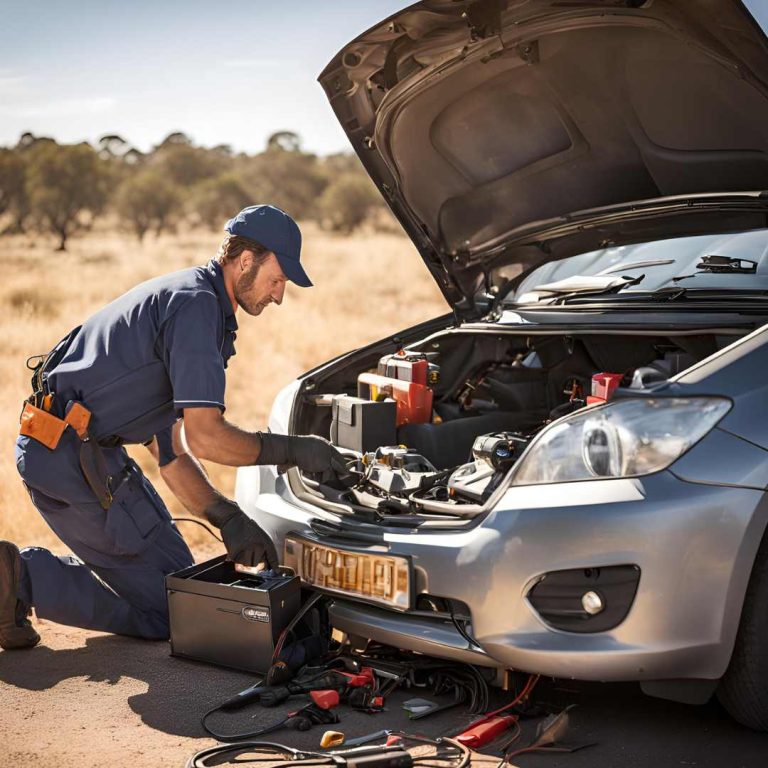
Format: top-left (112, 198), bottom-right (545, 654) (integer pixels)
top-left (296, 331), bottom-right (723, 517)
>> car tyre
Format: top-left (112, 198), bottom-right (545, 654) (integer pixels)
top-left (717, 530), bottom-right (768, 731)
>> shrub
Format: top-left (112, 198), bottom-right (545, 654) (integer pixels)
top-left (316, 173), bottom-right (382, 233)
top-left (191, 173), bottom-right (252, 230)
top-left (26, 142), bottom-right (111, 250)
top-left (115, 169), bottom-right (182, 241)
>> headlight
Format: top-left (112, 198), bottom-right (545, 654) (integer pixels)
top-left (511, 397), bottom-right (731, 486)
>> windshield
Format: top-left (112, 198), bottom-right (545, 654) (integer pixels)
top-left (506, 229), bottom-right (768, 302)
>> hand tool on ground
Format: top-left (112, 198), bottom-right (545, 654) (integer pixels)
top-left (331, 730), bottom-right (393, 748)
top-left (216, 679), bottom-right (266, 711)
top-left (250, 665), bottom-right (378, 707)
top-left (497, 706), bottom-right (597, 764)
top-left (202, 698), bottom-right (340, 743)
top-left (320, 730), bottom-right (346, 748)
top-left (348, 685), bottom-right (385, 713)
top-left (452, 672), bottom-right (539, 738)
top-left (454, 714), bottom-right (519, 749)
top-left (187, 735), bottom-right (470, 768)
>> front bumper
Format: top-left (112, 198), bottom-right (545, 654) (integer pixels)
top-left (235, 465), bottom-right (765, 682)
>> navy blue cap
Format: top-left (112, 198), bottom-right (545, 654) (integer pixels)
top-left (225, 204), bottom-right (311, 287)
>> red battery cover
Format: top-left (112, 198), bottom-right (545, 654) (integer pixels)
top-left (358, 372), bottom-right (433, 425)
top-left (379, 353), bottom-right (428, 386)
top-left (587, 372), bottom-right (624, 404)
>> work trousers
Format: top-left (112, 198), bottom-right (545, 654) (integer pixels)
top-left (14, 427), bottom-right (194, 639)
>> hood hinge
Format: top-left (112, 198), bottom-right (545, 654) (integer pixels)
top-left (464, 0), bottom-right (504, 41)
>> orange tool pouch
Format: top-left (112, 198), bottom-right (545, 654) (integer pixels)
top-left (65, 402), bottom-right (91, 439)
top-left (19, 402), bottom-right (69, 450)
top-left (19, 400), bottom-right (92, 449)
top-left (19, 399), bottom-right (111, 508)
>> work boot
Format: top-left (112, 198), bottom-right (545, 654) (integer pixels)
top-left (0, 541), bottom-right (40, 650)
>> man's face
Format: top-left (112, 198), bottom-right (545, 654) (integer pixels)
top-left (233, 251), bottom-right (287, 316)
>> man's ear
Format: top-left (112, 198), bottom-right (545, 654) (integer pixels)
top-left (240, 249), bottom-right (254, 272)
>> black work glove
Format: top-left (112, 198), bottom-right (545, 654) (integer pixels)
top-left (205, 499), bottom-right (279, 569)
top-left (256, 433), bottom-right (354, 486)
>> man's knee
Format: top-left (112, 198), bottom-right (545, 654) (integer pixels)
top-left (17, 546), bottom-right (60, 606)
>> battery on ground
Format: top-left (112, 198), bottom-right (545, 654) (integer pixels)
top-left (166, 555), bottom-right (301, 673)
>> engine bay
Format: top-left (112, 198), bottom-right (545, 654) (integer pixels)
top-left (294, 328), bottom-right (743, 519)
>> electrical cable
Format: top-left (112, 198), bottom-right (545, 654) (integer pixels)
top-left (172, 517), bottom-right (223, 542)
top-left (396, 735), bottom-right (471, 768)
top-left (492, 721), bottom-right (522, 768)
top-left (447, 602), bottom-right (481, 650)
top-left (187, 741), bottom-right (314, 768)
top-left (187, 736), bottom-right (471, 768)
top-left (455, 672), bottom-right (539, 747)
top-left (201, 666), bottom-right (349, 742)
top-left (201, 705), bottom-right (290, 742)
top-left (483, 673), bottom-right (539, 719)
top-left (271, 591), bottom-right (325, 665)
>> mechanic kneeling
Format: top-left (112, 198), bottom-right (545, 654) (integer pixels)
top-left (0, 204), bottom-right (348, 650)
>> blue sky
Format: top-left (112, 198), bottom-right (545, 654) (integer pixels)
top-left (1, 0), bottom-right (767, 156)
top-left (0, 0), bottom-right (405, 155)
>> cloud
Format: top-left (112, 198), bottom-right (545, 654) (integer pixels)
top-left (1, 96), bottom-right (116, 118)
top-left (222, 58), bottom-right (285, 70)
top-left (0, 74), bottom-right (30, 98)
top-left (0, 69), bottom-right (116, 118)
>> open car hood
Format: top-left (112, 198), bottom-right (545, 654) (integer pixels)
top-left (318, 0), bottom-right (768, 308)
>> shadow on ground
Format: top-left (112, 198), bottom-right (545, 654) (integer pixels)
top-left (0, 633), bottom-right (253, 738)
top-left (3, 633), bottom-right (768, 767)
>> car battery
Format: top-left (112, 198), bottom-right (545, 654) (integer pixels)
top-left (330, 394), bottom-right (397, 453)
top-left (378, 352), bottom-right (440, 387)
top-left (166, 556), bottom-right (300, 673)
top-left (358, 372), bottom-right (433, 426)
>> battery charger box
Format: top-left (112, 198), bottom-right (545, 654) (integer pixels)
top-left (330, 394), bottom-right (397, 453)
top-left (166, 556), bottom-right (300, 673)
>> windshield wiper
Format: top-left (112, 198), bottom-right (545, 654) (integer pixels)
top-left (645, 286), bottom-right (688, 301)
top-left (546, 280), bottom-right (691, 305)
top-left (497, 252), bottom-right (761, 312)
top-left (697, 255), bottom-right (757, 273)
top-left (672, 254), bottom-right (758, 282)
top-left (499, 257), bottom-right (680, 310)
top-left (558, 285), bottom-right (768, 305)
top-left (549, 273), bottom-right (645, 304)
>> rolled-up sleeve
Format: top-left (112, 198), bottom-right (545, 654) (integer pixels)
top-left (162, 292), bottom-right (226, 412)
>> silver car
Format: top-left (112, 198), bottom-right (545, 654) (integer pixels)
top-left (237, 0), bottom-right (768, 730)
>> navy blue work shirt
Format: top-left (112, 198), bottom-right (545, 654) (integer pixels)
top-left (47, 259), bottom-right (237, 465)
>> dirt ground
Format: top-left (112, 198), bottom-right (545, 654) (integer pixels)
top-left (3, 546), bottom-right (768, 768)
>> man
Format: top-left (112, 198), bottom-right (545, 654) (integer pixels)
top-left (0, 204), bottom-right (348, 650)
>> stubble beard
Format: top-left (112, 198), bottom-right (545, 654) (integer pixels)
top-left (233, 262), bottom-right (266, 316)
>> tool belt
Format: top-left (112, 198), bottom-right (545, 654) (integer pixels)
top-left (20, 327), bottom-right (114, 510)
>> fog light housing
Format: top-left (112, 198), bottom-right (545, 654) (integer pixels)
top-left (527, 565), bottom-right (640, 633)
top-left (581, 590), bottom-right (604, 615)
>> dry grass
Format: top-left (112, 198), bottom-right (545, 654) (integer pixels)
top-left (0, 222), bottom-right (447, 551)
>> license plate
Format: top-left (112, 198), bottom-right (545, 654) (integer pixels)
top-left (283, 535), bottom-right (411, 609)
